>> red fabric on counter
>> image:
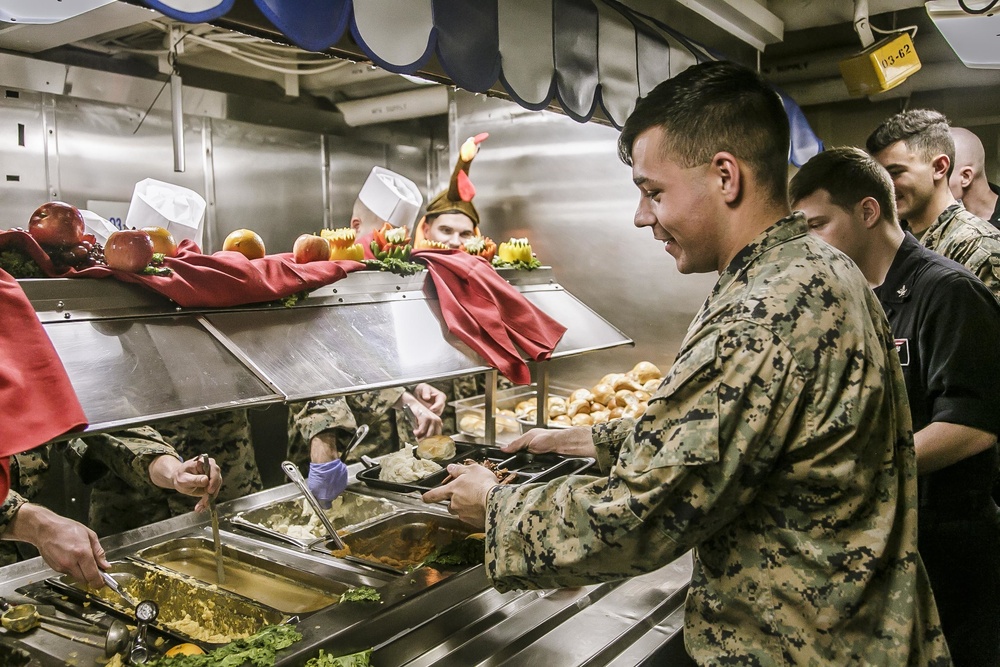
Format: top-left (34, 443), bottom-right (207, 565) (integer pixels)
top-left (0, 231), bottom-right (366, 308)
top-left (0, 269), bottom-right (87, 499)
top-left (413, 249), bottom-right (566, 385)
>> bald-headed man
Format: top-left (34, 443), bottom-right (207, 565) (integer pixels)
top-left (950, 127), bottom-right (1000, 228)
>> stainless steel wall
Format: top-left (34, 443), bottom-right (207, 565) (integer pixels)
top-left (449, 92), bottom-right (718, 388)
top-left (0, 63), bottom-right (431, 256)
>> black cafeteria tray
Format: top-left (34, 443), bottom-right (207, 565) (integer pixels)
top-left (357, 442), bottom-right (595, 493)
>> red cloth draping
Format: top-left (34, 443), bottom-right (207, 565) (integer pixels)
top-left (0, 269), bottom-right (87, 499)
top-left (0, 231), bottom-right (366, 308)
top-left (412, 249), bottom-right (566, 385)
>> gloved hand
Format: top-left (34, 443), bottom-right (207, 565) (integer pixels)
top-left (307, 459), bottom-right (349, 508)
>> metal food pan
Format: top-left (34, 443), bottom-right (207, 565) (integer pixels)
top-left (230, 492), bottom-right (399, 549)
top-left (312, 510), bottom-right (477, 570)
top-left (357, 445), bottom-right (595, 494)
top-left (134, 537), bottom-right (353, 615)
top-left (48, 560), bottom-right (284, 648)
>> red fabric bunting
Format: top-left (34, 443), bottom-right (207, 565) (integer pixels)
top-left (0, 269), bottom-right (88, 499)
top-left (413, 249), bottom-right (566, 385)
top-left (0, 231), bottom-right (366, 308)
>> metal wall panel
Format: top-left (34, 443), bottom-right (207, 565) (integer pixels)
top-left (451, 92), bottom-right (718, 388)
top-left (209, 118), bottom-right (324, 255)
top-left (0, 89), bottom-right (48, 226)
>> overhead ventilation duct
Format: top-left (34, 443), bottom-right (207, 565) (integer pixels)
top-left (926, 0), bottom-right (1000, 68)
top-left (336, 86), bottom-right (448, 127)
top-left (0, 0), bottom-right (115, 23)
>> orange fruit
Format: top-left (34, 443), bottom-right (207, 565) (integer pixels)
top-left (165, 643), bottom-right (205, 656)
top-left (141, 226), bottom-right (178, 257)
top-left (223, 229), bottom-right (265, 260)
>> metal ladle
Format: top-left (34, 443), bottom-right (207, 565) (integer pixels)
top-left (0, 604), bottom-right (130, 658)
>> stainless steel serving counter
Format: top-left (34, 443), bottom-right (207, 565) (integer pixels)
top-left (0, 473), bottom-right (694, 667)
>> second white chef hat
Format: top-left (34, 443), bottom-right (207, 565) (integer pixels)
top-left (357, 167), bottom-right (423, 228)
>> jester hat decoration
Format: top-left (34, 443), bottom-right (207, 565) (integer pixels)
top-left (425, 132), bottom-right (489, 227)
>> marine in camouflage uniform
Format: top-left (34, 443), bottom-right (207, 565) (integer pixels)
top-left (287, 389), bottom-right (407, 465)
top-left (484, 214), bottom-right (951, 665)
top-left (0, 426), bottom-right (179, 563)
top-left (918, 203), bottom-right (1000, 296)
top-left (87, 410), bottom-right (259, 536)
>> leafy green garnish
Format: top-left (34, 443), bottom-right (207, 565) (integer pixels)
top-left (339, 586), bottom-right (381, 603)
top-left (0, 249), bottom-right (45, 278)
top-left (422, 535), bottom-right (485, 567)
top-left (362, 258), bottom-right (424, 276)
top-left (491, 257), bottom-right (541, 271)
top-left (304, 648), bottom-right (372, 667)
top-left (146, 624), bottom-right (302, 667)
top-left (151, 252), bottom-right (166, 265)
top-left (280, 290), bottom-right (309, 307)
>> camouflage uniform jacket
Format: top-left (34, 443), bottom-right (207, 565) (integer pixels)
top-left (1, 427), bottom-right (178, 544)
top-left (919, 203), bottom-right (1000, 298)
top-left (287, 388), bottom-right (406, 464)
top-left (485, 214), bottom-right (951, 666)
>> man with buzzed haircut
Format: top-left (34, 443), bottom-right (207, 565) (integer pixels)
top-left (867, 109), bottom-right (1000, 295)
top-left (425, 61), bottom-right (950, 665)
top-left (949, 126), bottom-right (1000, 227)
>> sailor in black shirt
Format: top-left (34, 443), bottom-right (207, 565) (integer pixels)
top-left (791, 147), bottom-right (1000, 667)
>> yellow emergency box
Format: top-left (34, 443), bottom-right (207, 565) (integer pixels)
top-left (839, 32), bottom-right (921, 96)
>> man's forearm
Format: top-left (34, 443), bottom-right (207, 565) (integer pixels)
top-left (914, 421), bottom-right (997, 474)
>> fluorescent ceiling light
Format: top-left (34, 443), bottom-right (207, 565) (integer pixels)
top-left (672, 0), bottom-right (784, 51)
top-left (926, 0), bottom-right (1000, 69)
top-left (0, 0), bottom-right (116, 24)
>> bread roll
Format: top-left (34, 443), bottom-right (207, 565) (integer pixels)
top-left (498, 408), bottom-right (517, 418)
top-left (631, 361), bottom-right (663, 384)
top-left (570, 388), bottom-right (596, 403)
top-left (571, 413), bottom-right (593, 426)
top-left (599, 373), bottom-right (623, 387)
top-left (416, 434), bottom-right (456, 461)
top-left (609, 406), bottom-right (624, 420)
top-left (591, 383), bottom-right (614, 405)
top-left (514, 400), bottom-right (535, 417)
top-left (548, 399), bottom-right (567, 417)
top-left (634, 390), bottom-right (651, 402)
top-left (567, 399), bottom-right (591, 417)
top-left (551, 414), bottom-right (572, 427)
top-left (623, 401), bottom-right (648, 420)
top-left (605, 395), bottom-right (619, 410)
top-left (642, 378), bottom-right (661, 393)
top-left (613, 375), bottom-right (642, 392)
top-left (615, 389), bottom-right (639, 408)
top-left (459, 413), bottom-right (486, 437)
top-left (590, 409), bottom-right (610, 424)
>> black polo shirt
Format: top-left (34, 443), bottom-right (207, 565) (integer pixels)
top-left (874, 232), bottom-right (1000, 514)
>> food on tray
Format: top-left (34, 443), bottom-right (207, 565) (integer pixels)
top-left (631, 361), bottom-right (662, 384)
top-left (322, 227), bottom-right (366, 261)
top-left (339, 586), bottom-right (381, 603)
top-left (304, 648), bottom-right (372, 667)
top-left (378, 445), bottom-right (442, 483)
top-left (165, 642), bottom-right (206, 657)
top-left (330, 518), bottom-right (472, 569)
top-left (91, 569), bottom-right (274, 644)
top-left (423, 534), bottom-right (486, 567)
top-left (416, 434), bottom-right (457, 461)
top-left (241, 495), bottom-right (396, 542)
top-left (147, 624), bottom-right (302, 667)
top-left (457, 412), bottom-right (518, 438)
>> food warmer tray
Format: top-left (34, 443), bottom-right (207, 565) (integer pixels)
top-left (46, 559), bottom-right (286, 649)
top-left (229, 491), bottom-right (399, 549)
top-left (311, 509), bottom-right (480, 571)
top-left (356, 443), bottom-right (596, 494)
top-left (133, 537), bottom-right (366, 615)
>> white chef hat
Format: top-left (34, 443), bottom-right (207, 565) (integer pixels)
top-left (357, 167), bottom-right (423, 228)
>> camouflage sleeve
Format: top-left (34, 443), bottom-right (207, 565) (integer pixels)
top-left (61, 426), bottom-right (179, 489)
top-left (0, 489), bottom-right (28, 537)
top-left (287, 398), bottom-right (359, 453)
top-left (346, 388), bottom-right (405, 424)
top-left (484, 320), bottom-right (806, 592)
top-left (591, 418), bottom-right (636, 473)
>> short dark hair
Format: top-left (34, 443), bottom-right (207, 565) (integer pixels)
top-left (865, 109), bottom-right (954, 177)
top-left (618, 60), bottom-right (791, 204)
top-left (789, 147), bottom-right (897, 223)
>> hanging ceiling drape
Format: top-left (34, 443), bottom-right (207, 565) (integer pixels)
top-left (137, 0), bottom-right (822, 164)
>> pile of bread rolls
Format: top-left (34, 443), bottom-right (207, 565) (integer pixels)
top-left (514, 361), bottom-right (663, 428)
top-left (457, 409), bottom-right (520, 439)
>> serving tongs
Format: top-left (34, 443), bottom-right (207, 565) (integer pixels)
top-left (199, 453), bottom-right (226, 586)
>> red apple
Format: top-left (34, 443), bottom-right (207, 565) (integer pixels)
top-left (105, 230), bottom-right (154, 272)
top-left (292, 234), bottom-right (331, 264)
top-left (28, 201), bottom-right (85, 247)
